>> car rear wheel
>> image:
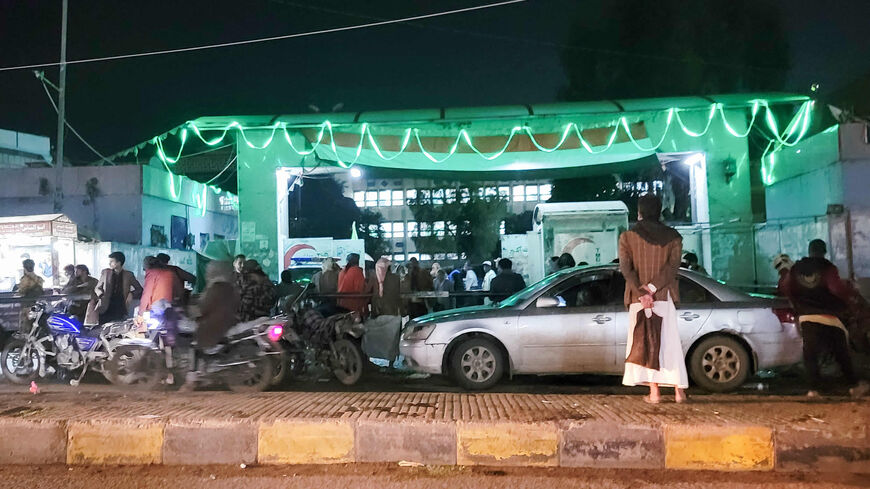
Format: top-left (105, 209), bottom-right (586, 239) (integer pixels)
top-left (689, 335), bottom-right (751, 393)
top-left (449, 337), bottom-right (504, 390)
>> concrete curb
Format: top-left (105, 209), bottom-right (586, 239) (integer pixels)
top-left (0, 417), bottom-right (865, 472)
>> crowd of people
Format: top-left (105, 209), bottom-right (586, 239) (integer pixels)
top-left (306, 253), bottom-right (528, 321)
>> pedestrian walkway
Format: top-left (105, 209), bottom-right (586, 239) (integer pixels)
top-left (0, 391), bottom-right (866, 472)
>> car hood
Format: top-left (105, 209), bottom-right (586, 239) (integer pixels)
top-left (411, 305), bottom-right (504, 325)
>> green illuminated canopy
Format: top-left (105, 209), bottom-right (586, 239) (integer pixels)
top-left (113, 93), bottom-right (817, 174)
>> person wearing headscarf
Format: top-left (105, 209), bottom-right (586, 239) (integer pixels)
top-left (196, 261), bottom-right (241, 349)
top-left (432, 268), bottom-right (454, 311)
top-left (312, 257), bottom-right (340, 296)
top-left (773, 253), bottom-right (794, 297)
top-left (429, 262), bottom-right (441, 279)
top-left (370, 257), bottom-right (402, 317)
top-left (619, 193), bottom-right (688, 404)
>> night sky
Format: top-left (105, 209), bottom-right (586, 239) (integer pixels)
top-left (0, 0), bottom-right (868, 163)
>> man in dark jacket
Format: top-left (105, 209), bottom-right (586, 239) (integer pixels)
top-left (85, 252), bottom-right (143, 325)
top-left (782, 239), bottom-right (868, 398)
top-left (238, 260), bottom-right (276, 321)
top-left (489, 259), bottom-right (526, 303)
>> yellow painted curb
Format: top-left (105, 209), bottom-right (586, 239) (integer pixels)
top-left (258, 420), bottom-right (354, 464)
top-left (67, 421), bottom-right (163, 465)
top-left (457, 422), bottom-right (558, 467)
top-left (665, 425), bottom-right (774, 471)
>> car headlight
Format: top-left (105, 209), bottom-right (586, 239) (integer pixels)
top-left (403, 323), bottom-right (436, 341)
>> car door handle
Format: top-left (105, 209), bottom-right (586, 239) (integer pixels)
top-left (592, 315), bottom-right (612, 324)
top-left (679, 312), bottom-right (701, 320)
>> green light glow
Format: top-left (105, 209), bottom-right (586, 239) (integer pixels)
top-left (152, 101), bottom-right (815, 183)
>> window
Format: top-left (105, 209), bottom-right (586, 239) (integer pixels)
top-left (498, 186), bottom-right (510, 199)
top-left (460, 188), bottom-right (470, 203)
top-left (540, 184), bottom-right (552, 201)
top-left (525, 185), bottom-right (539, 202)
top-left (540, 273), bottom-right (620, 308)
top-left (408, 253), bottom-right (420, 261)
top-left (418, 189), bottom-right (431, 204)
top-left (434, 253), bottom-right (446, 260)
top-left (170, 215), bottom-right (188, 250)
top-left (382, 222), bottom-right (392, 239)
top-left (419, 222), bottom-right (431, 237)
top-left (485, 186), bottom-right (497, 198)
top-left (420, 254), bottom-right (432, 261)
top-left (407, 221), bottom-right (418, 237)
top-left (447, 253), bottom-right (459, 260)
top-left (432, 188), bottom-right (444, 205)
top-left (393, 253), bottom-right (405, 262)
top-left (445, 188), bottom-right (456, 203)
top-left (513, 185), bottom-right (525, 202)
top-left (406, 189), bottom-right (417, 204)
top-left (365, 191), bottom-right (378, 207)
top-left (434, 221), bottom-right (445, 237)
top-left (392, 190), bottom-right (404, 206)
top-left (499, 220), bottom-right (506, 235)
top-left (379, 190), bottom-right (391, 207)
top-left (354, 191), bottom-right (365, 207)
top-left (392, 221), bottom-right (405, 239)
top-left (447, 222), bottom-right (457, 235)
top-left (679, 277), bottom-right (717, 303)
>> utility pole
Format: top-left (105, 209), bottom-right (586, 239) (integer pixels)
top-left (54, 0), bottom-right (68, 212)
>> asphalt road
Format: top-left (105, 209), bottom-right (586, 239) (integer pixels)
top-left (0, 464), bottom-right (866, 489)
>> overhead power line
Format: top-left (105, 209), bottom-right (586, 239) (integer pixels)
top-left (0, 0), bottom-right (525, 73)
top-left (38, 74), bottom-right (115, 166)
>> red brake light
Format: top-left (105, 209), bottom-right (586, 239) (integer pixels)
top-left (773, 308), bottom-right (795, 324)
top-left (267, 324), bottom-right (284, 342)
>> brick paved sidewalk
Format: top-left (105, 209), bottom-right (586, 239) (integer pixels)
top-left (0, 391), bottom-right (866, 472)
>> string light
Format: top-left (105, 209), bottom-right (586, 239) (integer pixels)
top-left (153, 100), bottom-right (813, 170)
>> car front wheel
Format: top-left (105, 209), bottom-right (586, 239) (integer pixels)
top-left (688, 335), bottom-right (751, 393)
top-left (449, 337), bottom-right (504, 390)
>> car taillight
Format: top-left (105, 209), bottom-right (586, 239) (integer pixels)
top-left (267, 324), bottom-right (284, 342)
top-left (773, 308), bottom-right (795, 324)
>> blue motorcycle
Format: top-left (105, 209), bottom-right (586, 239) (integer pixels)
top-left (1, 299), bottom-right (133, 385)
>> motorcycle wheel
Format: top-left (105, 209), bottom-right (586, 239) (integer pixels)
top-left (332, 338), bottom-right (363, 386)
top-left (1, 338), bottom-right (41, 385)
top-left (105, 345), bottom-right (165, 390)
top-left (270, 353), bottom-right (288, 387)
top-left (224, 342), bottom-right (274, 393)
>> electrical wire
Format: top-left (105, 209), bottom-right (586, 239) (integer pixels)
top-left (39, 77), bottom-right (116, 166)
top-left (0, 0), bottom-right (525, 72)
top-left (266, 0), bottom-right (791, 74)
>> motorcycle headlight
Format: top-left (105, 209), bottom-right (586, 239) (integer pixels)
top-left (402, 323), bottom-right (436, 341)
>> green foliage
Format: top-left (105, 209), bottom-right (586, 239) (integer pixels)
top-left (408, 186), bottom-right (507, 262)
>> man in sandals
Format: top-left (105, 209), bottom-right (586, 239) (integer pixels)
top-left (619, 194), bottom-right (688, 404)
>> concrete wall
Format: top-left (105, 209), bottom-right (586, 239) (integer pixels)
top-left (0, 165), bottom-right (143, 243)
top-left (141, 196), bottom-right (238, 252)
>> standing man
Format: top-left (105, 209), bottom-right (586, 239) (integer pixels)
top-left (488, 258), bottom-right (526, 303)
top-left (618, 194), bottom-right (688, 404)
top-left (232, 254), bottom-right (246, 286)
top-left (139, 256), bottom-right (178, 314)
top-left (432, 268), bottom-right (454, 312)
top-left (157, 253), bottom-right (196, 303)
top-left (782, 239), bottom-right (868, 398)
top-left (406, 257), bottom-right (433, 319)
top-left (337, 253), bottom-right (368, 317)
top-left (481, 260), bottom-right (497, 305)
top-left (16, 259), bottom-right (45, 330)
top-left (85, 251), bottom-right (143, 325)
top-left (60, 264), bottom-right (78, 293)
top-left (72, 265), bottom-right (98, 296)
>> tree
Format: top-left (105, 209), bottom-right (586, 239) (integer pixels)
top-left (504, 210), bottom-right (533, 235)
top-left (559, 0), bottom-right (790, 101)
top-left (288, 175), bottom-right (389, 258)
top-left (408, 187), bottom-right (507, 262)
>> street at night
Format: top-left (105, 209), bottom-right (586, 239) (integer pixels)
top-left (2, 0), bottom-right (870, 486)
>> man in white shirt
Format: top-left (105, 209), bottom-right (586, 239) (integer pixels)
top-left (481, 260), bottom-right (498, 305)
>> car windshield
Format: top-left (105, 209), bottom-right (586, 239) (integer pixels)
top-left (497, 270), bottom-right (574, 308)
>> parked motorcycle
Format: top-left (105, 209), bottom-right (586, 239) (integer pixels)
top-left (1, 299), bottom-right (134, 385)
top-left (276, 285), bottom-right (367, 386)
top-left (105, 301), bottom-right (280, 392)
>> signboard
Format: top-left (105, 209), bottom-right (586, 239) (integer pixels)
top-left (281, 237), bottom-right (366, 272)
top-left (0, 215), bottom-right (77, 239)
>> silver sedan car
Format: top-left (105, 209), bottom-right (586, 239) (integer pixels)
top-left (400, 266), bottom-right (802, 392)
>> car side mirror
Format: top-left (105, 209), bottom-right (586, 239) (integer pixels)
top-left (535, 297), bottom-right (560, 309)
